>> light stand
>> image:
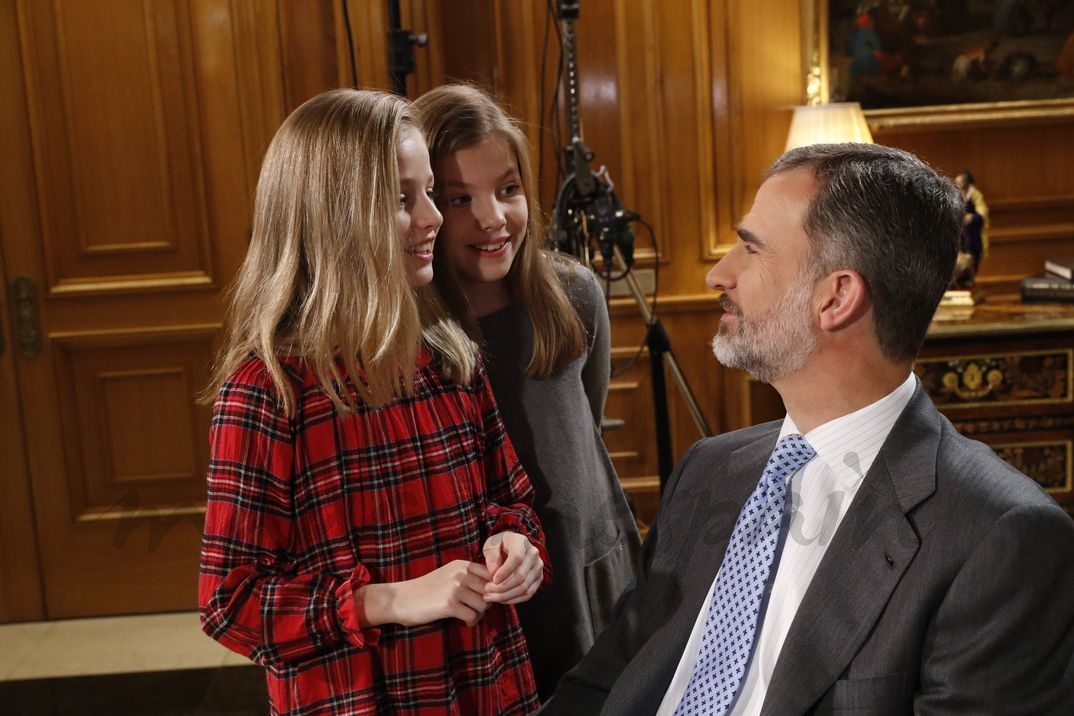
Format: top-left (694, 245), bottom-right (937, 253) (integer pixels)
top-left (550, 1), bottom-right (711, 491)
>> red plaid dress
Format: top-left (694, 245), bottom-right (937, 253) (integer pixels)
top-left (199, 350), bottom-right (549, 715)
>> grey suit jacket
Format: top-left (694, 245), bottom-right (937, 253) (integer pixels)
top-left (541, 382), bottom-right (1074, 714)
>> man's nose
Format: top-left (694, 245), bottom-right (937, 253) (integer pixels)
top-left (706, 249), bottom-right (736, 291)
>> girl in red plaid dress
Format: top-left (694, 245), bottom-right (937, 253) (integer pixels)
top-left (198, 88), bottom-right (549, 715)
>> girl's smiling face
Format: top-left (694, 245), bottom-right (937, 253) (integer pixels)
top-left (435, 136), bottom-right (528, 313)
top-left (396, 126), bottom-right (442, 288)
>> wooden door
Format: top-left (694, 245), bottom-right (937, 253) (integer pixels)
top-left (0, 0), bottom-right (340, 620)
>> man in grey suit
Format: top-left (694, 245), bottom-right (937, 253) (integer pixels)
top-left (541, 143), bottom-right (1074, 714)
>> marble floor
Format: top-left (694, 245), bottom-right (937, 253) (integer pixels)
top-left (0, 612), bottom-right (268, 715)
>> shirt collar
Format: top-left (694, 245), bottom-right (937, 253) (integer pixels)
top-left (780, 373), bottom-right (917, 489)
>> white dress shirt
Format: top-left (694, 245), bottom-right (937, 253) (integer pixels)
top-left (656, 373), bottom-right (917, 716)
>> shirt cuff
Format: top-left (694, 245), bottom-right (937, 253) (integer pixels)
top-left (334, 563), bottom-right (381, 649)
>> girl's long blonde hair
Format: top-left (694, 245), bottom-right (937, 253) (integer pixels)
top-left (414, 83), bottom-right (587, 378)
top-left (205, 88), bottom-right (474, 414)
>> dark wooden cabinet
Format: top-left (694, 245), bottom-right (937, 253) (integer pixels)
top-left (922, 298), bottom-right (1074, 515)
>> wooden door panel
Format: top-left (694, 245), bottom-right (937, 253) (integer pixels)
top-left (34, 328), bottom-right (217, 615)
top-left (0, 0), bottom-right (345, 620)
top-left (55, 329), bottom-right (214, 514)
top-left (0, 262), bottom-right (45, 623)
top-left (1, 0), bottom-right (245, 618)
top-left (0, 1), bottom-right (47, 622)
top-left (20, 0), bottom-right (213, 290)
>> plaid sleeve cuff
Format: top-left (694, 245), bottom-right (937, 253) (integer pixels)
top-left (334, 563), bottom-right (381, 649)
top-left (487, 510), bottom-right (552, 589)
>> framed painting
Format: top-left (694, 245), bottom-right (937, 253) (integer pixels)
top-left (806, 0), bottom-right (1074, 130)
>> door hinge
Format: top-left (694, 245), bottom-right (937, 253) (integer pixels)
top-left (10, 276), bottom-right (41, 358)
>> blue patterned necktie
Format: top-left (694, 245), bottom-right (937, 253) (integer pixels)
top-left (674, 433), bottom-right (816, 716)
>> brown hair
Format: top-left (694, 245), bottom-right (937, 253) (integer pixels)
top-left (414, 83), bottom-right (587, 377)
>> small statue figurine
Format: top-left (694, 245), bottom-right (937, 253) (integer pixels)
top-left (952, 169), bottom-right (989, 288)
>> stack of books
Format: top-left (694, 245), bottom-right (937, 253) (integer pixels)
top-left (939, 289), bottom-right (975, 307)
top-left (935, 288), bottom-right (976, 319)
top-left (1022, 257), bottom-right (1074, 302)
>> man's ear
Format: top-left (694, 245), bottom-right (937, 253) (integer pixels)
top-left (817, 270), bottom-right (869, 331)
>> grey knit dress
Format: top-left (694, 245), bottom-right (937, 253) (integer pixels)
top-left (476, 259), bottom-right (641, 700)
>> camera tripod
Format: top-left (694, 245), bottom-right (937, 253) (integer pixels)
top-left (550, 1), bottom-right (711, 491)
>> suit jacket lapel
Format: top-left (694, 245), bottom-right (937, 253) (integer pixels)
top-left (760, 386), bottom-right (941, 715)
top-left (613, 427), bottom-right (782, 715)
top-left (637, 430), bottom-right (783, 710)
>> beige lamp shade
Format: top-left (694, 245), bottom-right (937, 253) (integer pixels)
top-left (785, 102), bottom-right (873, 150)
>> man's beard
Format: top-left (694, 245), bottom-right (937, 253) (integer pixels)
top-left (711, 276), bottom-right (818, 384)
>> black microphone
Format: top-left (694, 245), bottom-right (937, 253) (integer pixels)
top-left (586, 186), bottom-right (635, 268)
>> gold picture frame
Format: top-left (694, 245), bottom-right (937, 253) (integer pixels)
top-left (805, 0), bottom-right (1074, 132)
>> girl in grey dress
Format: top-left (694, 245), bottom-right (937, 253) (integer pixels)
top-left (415, 83), bottom-right (642, 700)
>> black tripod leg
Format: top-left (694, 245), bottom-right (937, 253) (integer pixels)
top-left (646, 319), bottom-right (674, 491)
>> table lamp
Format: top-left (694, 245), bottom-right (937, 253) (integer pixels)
top-left (784, 102), bottom-right (873, 150)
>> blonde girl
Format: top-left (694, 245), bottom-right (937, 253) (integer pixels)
top-left (199, 88), bottom-right (548, 716)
